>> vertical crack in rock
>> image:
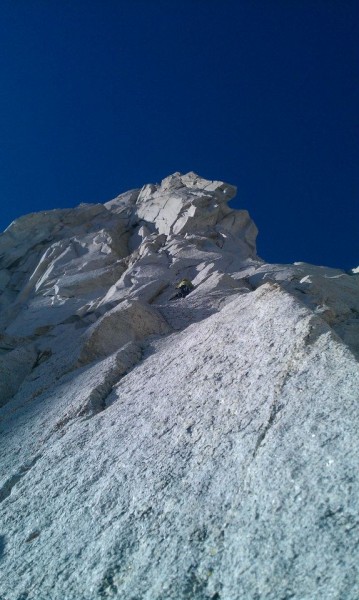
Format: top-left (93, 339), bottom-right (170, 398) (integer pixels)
top-left (0, 454), bottom-right (42, 503)
top-left (0, 343), bottom-right (38, 407)
top-left (252, 397), bottom-right (283, 458)
top-left (77, 342), bottom-right (143, 418)
top-left (251, 309), bottom-right (331, 459)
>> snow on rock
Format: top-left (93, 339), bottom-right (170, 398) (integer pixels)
top-left (0, 172), bottom-right (358, 600)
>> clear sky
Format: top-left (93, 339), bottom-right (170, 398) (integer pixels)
top-left (1, 0), bottom-right (358, 269)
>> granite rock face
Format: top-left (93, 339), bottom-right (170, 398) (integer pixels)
top-left (0, 172), bottom-right (358, 600)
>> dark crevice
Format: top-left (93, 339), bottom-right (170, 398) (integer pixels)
top-left (31, 349), bottom-right (52, 370)
top-left (25, 530), bottom-right (40, 543)
top-left (242, 276), bottom-right (256, 291)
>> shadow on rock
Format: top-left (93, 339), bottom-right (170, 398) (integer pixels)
top-left (0, 534), bottom-right (6, 560)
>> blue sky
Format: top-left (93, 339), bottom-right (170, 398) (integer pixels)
top-left (1, 0), bottom-right (358, 269)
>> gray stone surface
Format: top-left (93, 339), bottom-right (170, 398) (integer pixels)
top-left (0, 173), bottom-right (358, 599)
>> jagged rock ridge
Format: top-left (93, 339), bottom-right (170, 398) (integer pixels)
top-left (0, 172), bottom-right (358, 599)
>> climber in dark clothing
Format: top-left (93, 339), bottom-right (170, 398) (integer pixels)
top-left (170, 278), bottom-right (194, 300)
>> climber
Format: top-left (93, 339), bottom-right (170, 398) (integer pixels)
top-left (170, 278), bottom-right (194, 300)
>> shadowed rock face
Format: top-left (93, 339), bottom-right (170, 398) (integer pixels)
top-left (0, 172), bottom-right (358, 600)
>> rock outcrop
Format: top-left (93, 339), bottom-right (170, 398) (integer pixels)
top-left (0, 172), bottom-right (358, 600)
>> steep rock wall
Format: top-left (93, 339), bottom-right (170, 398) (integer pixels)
top-left (0, 173), bottom-right (358, 600)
